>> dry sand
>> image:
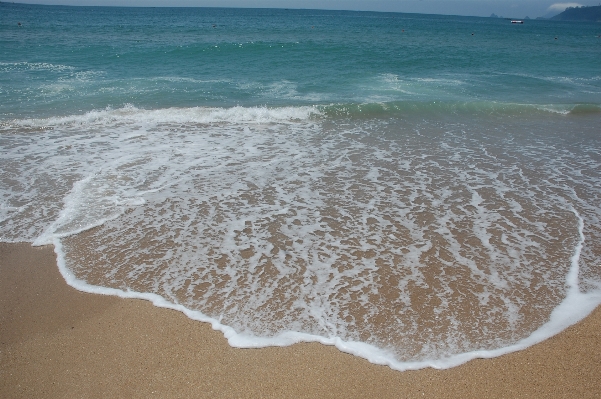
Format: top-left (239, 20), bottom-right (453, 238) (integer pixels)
top-left (1, 242), bottom-right (600, 398)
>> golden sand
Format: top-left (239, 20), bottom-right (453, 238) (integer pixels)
top-left (1, 242), bottom-right (600, 398)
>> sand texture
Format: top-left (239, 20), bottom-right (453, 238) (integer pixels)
top-left (1, 242), bottom-right (600, 398)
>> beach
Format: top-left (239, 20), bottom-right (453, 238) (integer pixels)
top-left (1, 242), bottom-right (600, 398)
top-left (3, 3), bottom-right (601, 394)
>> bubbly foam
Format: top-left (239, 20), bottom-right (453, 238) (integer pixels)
top-left (0, 61), bottom-right (76, 73)
top-left (2, 105), bottom-right (601, 370)
top-left (2, 105), bottom-right (319, 131)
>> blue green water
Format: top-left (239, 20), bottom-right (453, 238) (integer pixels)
top-left (2, 3), bottom-right (600, 117)
top-left (1, 2), bottom-right (601, 370)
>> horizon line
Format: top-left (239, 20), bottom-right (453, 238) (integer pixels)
top-left (2, 1), bottom-right (555, 20)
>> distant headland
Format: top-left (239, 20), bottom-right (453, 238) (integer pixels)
top-left (551, 5), bottom-right (601, 22)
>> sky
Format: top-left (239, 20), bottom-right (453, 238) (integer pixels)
top-left (11, 0), bottom-right (601, 18)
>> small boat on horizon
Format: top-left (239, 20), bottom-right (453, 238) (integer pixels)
top-left (511, 20), bottom-right (524, 24)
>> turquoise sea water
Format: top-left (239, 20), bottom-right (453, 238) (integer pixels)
top-left (3, 3), bottom-right (601, 117)
top-left (2, 3), bottom-right (601, 369)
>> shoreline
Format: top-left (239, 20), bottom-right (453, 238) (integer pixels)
top-left (1, 242), bottom-right (600, 398)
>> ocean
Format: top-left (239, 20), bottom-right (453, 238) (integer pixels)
top-left (1, 2), bottom-right (601, 370)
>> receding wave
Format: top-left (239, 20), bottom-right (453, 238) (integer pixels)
top-left (2, 104), bottom-right (601, 370)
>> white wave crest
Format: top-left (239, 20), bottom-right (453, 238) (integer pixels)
top-left (2, 105), bottom-right (321, 130)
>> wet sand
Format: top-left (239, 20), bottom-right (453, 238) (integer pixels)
top-left (1, 242), bottom-right (600, 398)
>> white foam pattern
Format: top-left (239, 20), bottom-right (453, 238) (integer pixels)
top-left (1, 105), bottom-right (600, 369)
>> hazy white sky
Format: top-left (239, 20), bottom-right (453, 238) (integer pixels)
top-left (13, 0), bottom-right (601, 18)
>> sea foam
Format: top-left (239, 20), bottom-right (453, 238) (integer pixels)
top-left (2, 105), bottom-right (601, 370)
